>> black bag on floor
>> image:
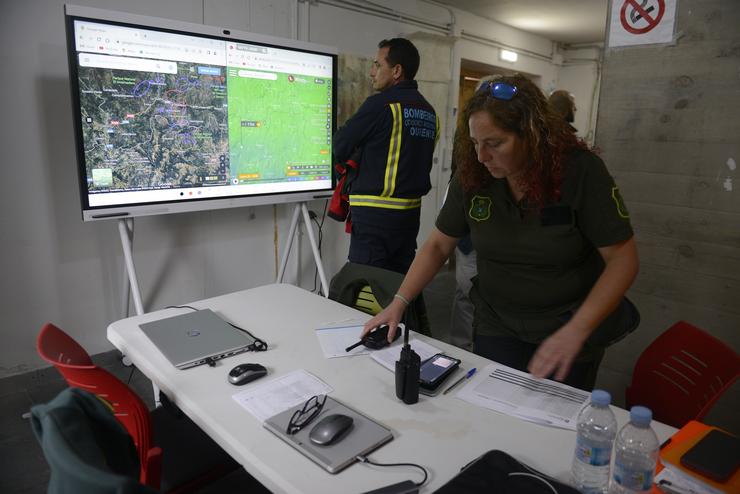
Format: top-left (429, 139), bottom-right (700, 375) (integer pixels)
top-left (434, 450), bottom-right (580, 494)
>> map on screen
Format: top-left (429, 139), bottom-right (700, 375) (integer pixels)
top-left (67, 12), bottom-right (336, 220)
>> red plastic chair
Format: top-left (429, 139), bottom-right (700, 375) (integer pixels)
top-left (626, 321), bottom-right (740, 429)
top-left (37, 322), bottom-right (238, 493)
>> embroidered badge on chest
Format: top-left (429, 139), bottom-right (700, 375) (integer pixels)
top-left (469, 195), bottom-right (492, 222)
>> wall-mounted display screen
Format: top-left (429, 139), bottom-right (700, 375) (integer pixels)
top-left (65, 6), bottom-right (337, 221)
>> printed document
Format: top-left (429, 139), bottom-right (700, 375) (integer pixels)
top-left (456, 363), bottom-right (589, 430)
top-left (315, 325), bottom-right (369, 358)
top-left (232, 369), bottom-right (333, 422)
top-left (370, 335), bottom-right (442, 372)
top-left (655, 466), bottom-right (724, 494)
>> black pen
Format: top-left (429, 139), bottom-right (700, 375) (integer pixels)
top-left (443, 368), bottom-right (477, 395)
top-left (657, 479), bottom-right (692, 494)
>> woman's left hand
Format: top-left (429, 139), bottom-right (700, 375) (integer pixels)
top-left (527, 325), bottom-right (588, 382)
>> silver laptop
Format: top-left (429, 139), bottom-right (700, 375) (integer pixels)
top-left (139, 309), bottom-right (255, 369)
top-left (263, 395), bottom-right (393, 474)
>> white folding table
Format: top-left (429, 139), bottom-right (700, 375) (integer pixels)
top-left (107, 283), bottom-right (676, 493)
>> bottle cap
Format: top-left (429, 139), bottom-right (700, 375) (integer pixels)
top-left (591, 389), bottom-right (611, 407)
top-left (630, 406), bottom-right (652, 426)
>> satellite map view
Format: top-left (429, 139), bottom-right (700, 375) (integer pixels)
top-left (78, 62), bottom-right (229, 192)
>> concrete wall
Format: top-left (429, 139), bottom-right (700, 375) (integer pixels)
top-left (0, 0), bottom-right (581, 378)
top-left (594, 0), bottom-right (739, 426)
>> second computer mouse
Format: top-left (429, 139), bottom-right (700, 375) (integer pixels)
top-left (228, 363), bottom-right (267, 385)
top-left (308, 414), bottom-right (354, 446)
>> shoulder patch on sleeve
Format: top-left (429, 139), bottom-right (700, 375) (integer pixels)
top-left (611, 187), bottom-right (629, 219)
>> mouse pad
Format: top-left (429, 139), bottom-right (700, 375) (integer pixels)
top-left (263, 396), bottom-right (393, 474)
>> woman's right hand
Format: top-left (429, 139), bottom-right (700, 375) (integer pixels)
top-left (362, 298), bottom-right (407, 343)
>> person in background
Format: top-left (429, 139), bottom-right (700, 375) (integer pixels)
top-left (363, 74), bottom-right (639, 391)
top-left (332, 38), bottom-right (439, 274)
top-left (548, 89), bottom-right (578, 133)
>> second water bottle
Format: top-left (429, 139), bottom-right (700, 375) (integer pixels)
top-left (610, 406), bottom-right (659, 494)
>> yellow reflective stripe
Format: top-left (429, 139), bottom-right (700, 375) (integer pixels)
top-left (383, 103), bottom-right (402, 197)
top-left (350, 194), bottom-right (422, 210)
top-left (435, 114), bottom-right (440, 145)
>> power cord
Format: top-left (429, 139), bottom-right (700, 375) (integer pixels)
top-left (309, 200), bottom-right (328, 294)
top-left (126, 364), bottom-right (136, 384)
top-left (164, 305), bottom-right (268, 351)
top-left (356, 455), bottom-right (428, 488)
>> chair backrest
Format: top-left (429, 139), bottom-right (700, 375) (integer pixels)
top-left (37, 323), bottom-right (162, 489)
top-left (626, 321), bottom-right (740, 428)
top-left (30, 386), bottom-right (157, 494)
top-left (329, 262), bottom-right (431, 335)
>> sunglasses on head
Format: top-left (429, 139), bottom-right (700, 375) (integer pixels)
top-left (478, 81), bottom-right (518, 101)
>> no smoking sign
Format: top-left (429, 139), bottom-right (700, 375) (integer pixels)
top-left (609, 0), bottom-right (676, 47)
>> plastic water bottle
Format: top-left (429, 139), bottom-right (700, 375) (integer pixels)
top-left (572, 389), bottom-right (618, 493)
top-left (610, 406), bottom-right (659, 494)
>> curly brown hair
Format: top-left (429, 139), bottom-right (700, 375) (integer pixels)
top-left (454, 74), bottom-right (586, 208)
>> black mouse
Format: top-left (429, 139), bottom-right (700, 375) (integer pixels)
top-left (308, 414), bottom-right (354, 446)
top-left (228, 363), bottom-right (267, 385)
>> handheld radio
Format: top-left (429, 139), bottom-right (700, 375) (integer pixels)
top-left (394, 313), bottom-right (420, 404)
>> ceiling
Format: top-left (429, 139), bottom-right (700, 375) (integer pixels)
top-left (434, 0), bottom-right (609, 45)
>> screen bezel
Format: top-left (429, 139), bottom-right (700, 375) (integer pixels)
top-left (64, 5), bottom-right (338, 221)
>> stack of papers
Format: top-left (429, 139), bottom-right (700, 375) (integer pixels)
top-left (232, 369), bottom-right (333, 422)
top-left (456, 363), bottom-right (589, 430)
top-left (315, 325), bottom-right (369, 358)
top-left (369, 336), bottom-right (442, 372)
top-left (655, 467), bottom-right (724, 494)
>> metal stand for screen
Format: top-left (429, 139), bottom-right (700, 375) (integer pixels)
top-left (118, 218), bottom-right (161, 404)
top-left (119, 218), bottom-right (144, 317)
top-left (276, 202), bottom-right (329, 297)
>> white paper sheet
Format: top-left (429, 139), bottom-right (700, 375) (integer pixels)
top-left (232, 369), bottom-right (333, 422)
top-left (456, 363), bottom-right (589, 430)
top-left (370, 335), bottom-right (442, 372)
top-left (655, 465), bottom-right (724, 494)
top-left (315, 325), bottom-right (369, 358)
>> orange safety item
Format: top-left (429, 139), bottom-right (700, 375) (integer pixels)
top-left (656, 420), bottom-right (739, 493)
top-left (328, 158), bottom-right (359, 232)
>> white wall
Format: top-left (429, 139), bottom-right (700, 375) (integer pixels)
top-left (0, 0), bottom-right (596, 378)
top-left (554, 46), bottom-right (603, 145)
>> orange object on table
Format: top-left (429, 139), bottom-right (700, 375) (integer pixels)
top-left (653, 420), bottom-right (739, 493)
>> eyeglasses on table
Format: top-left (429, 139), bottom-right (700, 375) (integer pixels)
top-left (286, 394), bottom-right (327, 435)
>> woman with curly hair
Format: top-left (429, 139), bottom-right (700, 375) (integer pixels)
top-left (363, 74), bottom-right (639, 390)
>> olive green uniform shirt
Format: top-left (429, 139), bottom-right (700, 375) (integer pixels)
top-left (436, 149), bottom-right (633, 345)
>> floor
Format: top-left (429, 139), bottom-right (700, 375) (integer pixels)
top-left (0, 269), bottom-right (457, 494)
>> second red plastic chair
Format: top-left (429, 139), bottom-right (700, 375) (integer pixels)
top-left (625, 320), bottom-right (740, 429)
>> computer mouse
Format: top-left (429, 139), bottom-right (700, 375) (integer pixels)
top-left (228, 363), bottom-right (267, 385)
top-left (308, 414), bottom-right (354, 446)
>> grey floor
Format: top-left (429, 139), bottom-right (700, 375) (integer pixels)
top-left (0, 269), bottom-right (457, 494)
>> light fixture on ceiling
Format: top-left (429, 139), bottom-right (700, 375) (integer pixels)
top-left (500, 49), bottom-right (518, 62)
